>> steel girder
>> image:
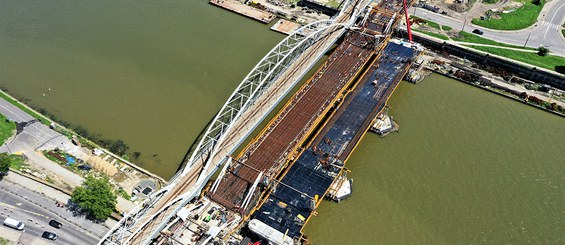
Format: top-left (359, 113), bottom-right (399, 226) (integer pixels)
top-left (99, 19), bottom-right (347, 245)
top-left (126, 20), bottom-right (350, 245)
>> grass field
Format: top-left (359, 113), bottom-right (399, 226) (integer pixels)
top-left (471, 0), bottom-right (544, 30)
top-left (453, 31), bottom-right (537, 50)
top-left (0, 237), bottom-right (10, 245)
top-left (442, 25), bottom-right (453, 31)
top-left (413, 29), bottom-right (449, 40)
top-left (468, 45), bottom-right (565, 71)
top-left (424, 20), bottom-right (441, 29)
top-left (0, 114), bottom-right (15, 145)
top-left (1, 153), bottom-right (27, 171)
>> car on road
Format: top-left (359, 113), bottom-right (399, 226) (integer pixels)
top-left (472, 29), bottom-right (484, 35)
top-left (42, 231), bottom-right (58, 240)
top-left (3, 217), bottom-right (25, 230)
top-left (49, 219), bottom-right (63, 229)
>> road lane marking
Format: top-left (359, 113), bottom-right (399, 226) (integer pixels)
top-left (543, 2), bottom-right (565, 40)
top-left (0, 103), bottom-right (29, 122)
top-left (0, 202), bottom-right (50, 219)
top-left (541, 21), bottom-right (561, 29)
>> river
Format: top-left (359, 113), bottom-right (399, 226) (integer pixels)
top-left (0, 0), bottom-right (283, 178)
top-left (304, 73), bottom-right (565, 244)
top-left (1, 1), bottom-right (564, 243)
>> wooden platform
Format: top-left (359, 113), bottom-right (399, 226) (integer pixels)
top-left (270, 19), bottom-right (302, 35)
top-left (210, 0), bottom-right (275, 24)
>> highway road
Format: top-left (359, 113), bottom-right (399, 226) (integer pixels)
top-left (0, 180), bottom-right (101, 244)
top-left (412, 0), bottom-right (565, 57)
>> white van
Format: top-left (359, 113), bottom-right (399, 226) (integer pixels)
top-left (3, 217), bottom-right (25, 230)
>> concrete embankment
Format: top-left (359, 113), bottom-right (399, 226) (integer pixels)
top-left (396, 30), bottom-right (565, 91)
top-left (398, 30), bottom-right (565, 117)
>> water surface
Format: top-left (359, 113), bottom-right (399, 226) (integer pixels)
top-left (0, 0), bottom-right (283, 178)
top-left (304, 74), bottom-right (565, 244)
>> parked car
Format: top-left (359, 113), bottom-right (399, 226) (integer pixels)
top-left (77, 164), bottom-right (92, 171)
top-left (42, 231), bottom-right (58, 240)
top-left (472, 29), bottom-right (484, 35)
top-left (49, 219), bottom-right (62, 229)
top-left (3, 218), bottom-right (25, 230)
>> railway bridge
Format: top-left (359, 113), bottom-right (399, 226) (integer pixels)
top-left (99, 0), bottom-right (375, 244)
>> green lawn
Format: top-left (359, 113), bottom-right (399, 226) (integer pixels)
top-left (424, 20), bottom-right (441, 29)
top-left (0, 237), bottom-right (10, 245)
top-left (1, 154), bottom-right (26, 171)
top-left (442, 25), bottom-right (453, 31)
top-left (0, 153), bottom-right (26, 172)
top-left (562, 29), bottom-right (565, 38)
top-left (453, 31), bottom-right (536, 50)
top-left (414, 29), bottom-right (449, 40)
top-left (0, 114), bottom-right (15, 145)
top-left (0, 91), bottom-right (51, 125)
top-left (467, 45), bottom-right (565, 71)
top-left (471, 0), bottom-right (544, 30)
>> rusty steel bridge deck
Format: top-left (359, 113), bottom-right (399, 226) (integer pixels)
top-left (208, 0), bottom-right (413, 217)
top-left (208, 31), bottom-right (377, 213)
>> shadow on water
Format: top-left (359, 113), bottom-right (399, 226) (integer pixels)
top-left (172, 113), bottom-right (217, 180)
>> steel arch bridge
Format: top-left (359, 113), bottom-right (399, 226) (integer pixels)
top-left (100, 1), bottom-right (370, 244)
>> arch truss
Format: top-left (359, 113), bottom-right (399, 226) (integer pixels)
top-left (99, 1), bottom-right (368, 243)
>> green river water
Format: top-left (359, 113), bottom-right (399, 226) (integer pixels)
top-left (1, 1), bottom-right (564, 243)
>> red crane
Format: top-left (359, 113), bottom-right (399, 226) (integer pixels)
top-left (402, 0), bottom-right (413, 43)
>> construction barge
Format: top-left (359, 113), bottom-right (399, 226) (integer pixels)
top-left (155, 1), bottom-right (421, 244)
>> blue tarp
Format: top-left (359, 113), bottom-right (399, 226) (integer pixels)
top-left (66, 156), bottom-right (76, 165)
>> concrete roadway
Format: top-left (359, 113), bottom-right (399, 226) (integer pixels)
top-left (0, 96), bottom-right (84, 187)
top-left (412, 0), bottom-right (565, 57)
top-left (0, 184), bottom-right (99, 245)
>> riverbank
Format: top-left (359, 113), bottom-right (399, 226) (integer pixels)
top-left (413, 51), bottom-right (565, 118)
top-left (0, 91), bottom-right (165, 215)
top-left (0, 89), bottom-right (165, 183)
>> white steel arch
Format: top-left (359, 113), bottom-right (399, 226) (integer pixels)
top-left (100, 19), bottom-right (345, 245)
top-left (125, 21), bottom-right (349, 245)
top-left (100, 0), bottom-right (373, 243)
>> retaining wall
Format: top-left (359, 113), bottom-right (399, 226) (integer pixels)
top-left (397, 30), bottom-right (565, 90)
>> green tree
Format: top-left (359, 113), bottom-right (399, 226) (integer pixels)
top-left (0, 153), bottom-right (10, 180)
top-left (71, 176), bottom-right (117, 221)
top-left (537, 46), bottom-right (549, 56)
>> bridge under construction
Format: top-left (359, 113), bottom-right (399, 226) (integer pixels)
top-left (100, 0), bottom-right (422, 244)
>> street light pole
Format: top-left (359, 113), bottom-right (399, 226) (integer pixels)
top-left (4, 142), bottom-right (12, 154)
top-left (524, 11), bottom-right (537, 47)
top-left (18, 230), bottom-right (25, 245)
top-left (461, 12), bottom-right (468, 32)
top-left (524, 32), bottom-right (532, 47)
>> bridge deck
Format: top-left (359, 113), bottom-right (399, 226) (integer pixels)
top-left (208, 31), bottom-right (377, 213)
top-left (254, 41), bottom-right (420, 239)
